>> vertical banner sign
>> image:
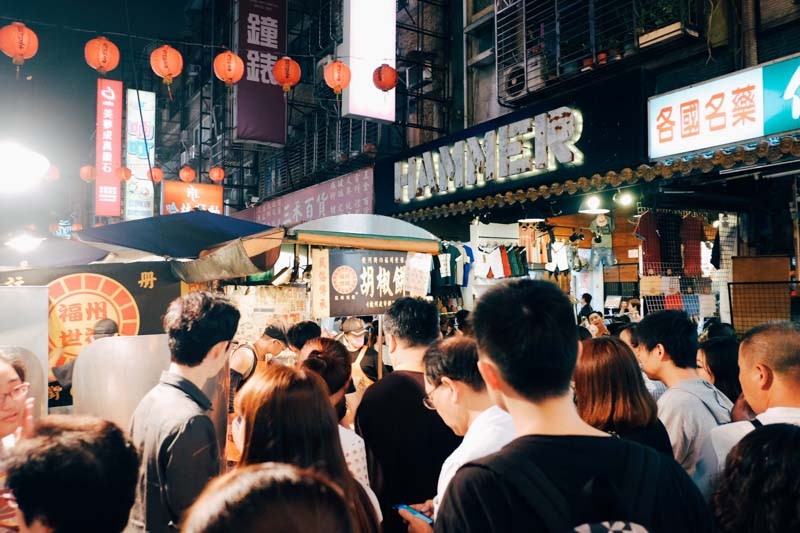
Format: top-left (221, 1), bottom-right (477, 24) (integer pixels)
top-left (235, 0), bottom-right (287, 146)
top-left (95, 79), bottom-right (123, 217)
top-left (124, 89), bottom-right (156, 220)
top-left (342, 0), bottom-right (396, 122)
top-left (312, 249), bottom-right (408, 318)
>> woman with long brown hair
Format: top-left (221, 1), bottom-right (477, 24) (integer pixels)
top-left (574, 337), bottom-right (672, 455)
top-left (233, 364), bottom-right (381, 532)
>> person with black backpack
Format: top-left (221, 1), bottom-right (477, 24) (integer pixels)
top-left (430, 280), bottom-right (712, 533)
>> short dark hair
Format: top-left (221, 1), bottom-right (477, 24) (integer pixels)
top-left (740, 321), bottom-right (800, 378)
top-left (383, 297), bottom-right (440, 347)
top-left (636, 310), bottom-right (698, 368)
top-left (472, 280), bottom-right (578, 402)
top-left (163, 292), bottom-right (240, 367)
top-left (712, 423), bottom-right (800, 533)
top-left (286, 321), bottom-right (322, 351)
top-left (263, 323), bottom-right (287, 344)
top-left (582, 293), bottom-right (592, 304)
top-left (454, 310), bottom-right (473, 337)
top-left (5, 416), bottom-right (139, 533)
top-left (699, 336), bottom-right (741, 403)
top-left (577, 326), bottom-right (593, 341)
top-left (704, 322), bottom-right (738, 340)
top-left (424, 337), bottom-right (485, 392)
top-left (183, 463), bottom-right (354, 533)
top-left (618, 323), bottom-right (639, 346)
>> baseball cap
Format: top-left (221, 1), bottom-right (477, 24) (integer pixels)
top-left (341, 317), bottom-right (368, 336)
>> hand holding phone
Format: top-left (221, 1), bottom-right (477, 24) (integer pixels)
top-left (395, 504), bottom-right (434, 525)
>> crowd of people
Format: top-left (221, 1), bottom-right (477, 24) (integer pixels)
top-left (0, 280), bottom-right (799, 532)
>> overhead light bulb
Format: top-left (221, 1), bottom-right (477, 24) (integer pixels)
top-left (0, 141), bottom-right (50, 195)
top-left (5, 234), bottom-right (45, 252)
top-left (613, 191), bottom-right (634, 206)
top-left (579, 195), bottom-right (609, 215)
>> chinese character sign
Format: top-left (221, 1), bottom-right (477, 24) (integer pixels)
top-left (95, 79), bottom-right (123, 216)
top-left (235, 0), bottom-right (287, 146)
top-left (311, 249), bottom-right (409, 318)
top-left (649, 54), bottom-right (800, 159)
top-left (124, 89), bottom-right (156, 220)
top-left (161, 181), bottom-right (224, 215)
top-left (251, 167), bottom-right (374, 227)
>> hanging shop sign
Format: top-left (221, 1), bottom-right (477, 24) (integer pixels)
top-left (341, 0), bottom-right (395, 122)
top-left (161, 181), bottom-right (223, 215)
top-left (1, 262), bottom-right (181, 370)
top-left (247, 167), bottom-right (373, 227)
top-left (312, 248), bottom-right (408, 318)
top-left (235, 0), bottom-right (287, 146)
top-left (95, 78), bottom-right (123, 217)
top-left (374, 71), bottom-right (646, 216)
top-left (124, 89), bottom-right (156, 220)
top-left (394, 106), bottom-right (583, 204)
top-left (648, 54), bottom-right (800, 159)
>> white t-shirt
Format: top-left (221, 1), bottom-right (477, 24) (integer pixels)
top-left (338, 425), bottom-right (382, 521)
top-left (693, 406), bottom-right (800, 498)
top-left (433, 405), bottom-right (516, 519)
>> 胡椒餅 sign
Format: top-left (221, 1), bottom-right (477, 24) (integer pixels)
top-left (648, 53), bottom-right (800, 159)
top-left (373, 71), bottom-right (646, 215)
top-left (235, 0), bottom-right (287, 146)
top-left (311, 249), bottom-right (408, 318)
top-left (95, 79), bottom-right (123, 217)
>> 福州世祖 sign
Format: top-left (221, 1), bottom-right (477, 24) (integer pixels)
top-left (394, 106), bottom-right (583, 204)
top-left (311, 249), bottom-right (409, 318)
top-left (648, 53), bottom-right (800, 159)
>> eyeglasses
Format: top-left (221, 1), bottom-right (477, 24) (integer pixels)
top-left (422, 384), bottom-right (441, 410)
top-left (0, 383), bottom-right (29, 404)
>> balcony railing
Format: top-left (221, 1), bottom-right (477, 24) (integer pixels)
top-left (496, 0), bottom-right (702, 105)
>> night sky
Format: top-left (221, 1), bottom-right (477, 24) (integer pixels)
top-left (0, 0), bottom-right (190, 237)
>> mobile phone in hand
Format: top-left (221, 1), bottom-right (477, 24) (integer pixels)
top-left (394, 504), bottom-right (434, 525)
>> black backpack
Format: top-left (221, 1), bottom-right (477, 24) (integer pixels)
top-left (466, 442), bottom-right (659, 532)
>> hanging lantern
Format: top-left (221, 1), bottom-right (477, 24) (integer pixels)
top-left (44, 165), bottom-right (60, 182)
top-left (324, 60), bottom-right (351, 95)
top-left (84, 36), bottom-right (120, 75)
top-left (147, 167), bottom-right (164, 183)
top-left (209, 167), bottom-right (225, 183)
top-left (150, 45), bottom-right (183, 99)
top-left (373, 63), bottom-right (398, 92)
top-left (0, 22), bottom-right (38, 67)
top-left (272, 56), bottom-right (301, 92)
top-left (79, 165), bottom-right (96, 183)
top-left (179, 166), bottom-right (196, 183)
top-left (213, 50), bottom-right (244, 87)
top-left (116, 166), bottom-right (132, 182)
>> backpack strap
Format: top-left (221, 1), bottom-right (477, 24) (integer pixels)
top-left (467, 453), bottom-right (572, 532)
top-left (750, 418), bottom-right (763, 429)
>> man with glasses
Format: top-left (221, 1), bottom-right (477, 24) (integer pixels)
top-left (398, 336), bottom-right (515, 528)
top-left (128, 292), bottom-right (240, 533)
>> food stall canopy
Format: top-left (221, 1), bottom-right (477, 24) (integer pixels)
top-left (75, 211), bottom-right (285, 282)
top-left (290, 214), bottom-right (440, 254)
top-left (0, 238), bottom-right (109, 271)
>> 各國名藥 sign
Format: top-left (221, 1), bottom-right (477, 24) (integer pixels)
top-left (161, 181), bottom-right (224, 215)
top-left (249, 167), bottom-right (373, 227)
top-left (648, 54), bottom-right (800, 159)
top-left (235, 0), bottom-right (287, 146)
top-left (124, 89), bottom-right (156, 220)
top-left (312, 249), bottom-right (408, 318)
top-left (95, 79), bottom-right (123, 217)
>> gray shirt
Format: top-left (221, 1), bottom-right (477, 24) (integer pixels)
top-left (127, 371), bottom-right (219, 532)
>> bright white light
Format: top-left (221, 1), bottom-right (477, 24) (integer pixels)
top-left (587, 196), bottom-right (600, 210)
top-left (579, 195), bottom-right (610, 215)
top-left (0, 141), bottom-right (49, 194)
top-left (618, 192), bottom-right (634, 206)
top-left (712, 220), bottom-right (721, 228)
top-left (519, 217), bottom-right (546, 223)
top-left (5, 234), bottom-right (45, 252)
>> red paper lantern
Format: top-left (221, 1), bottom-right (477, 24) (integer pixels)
top-left (116, 167), bottom-right (132, 182)
top-left (150, 45), bottom-right (183, 86)
top-left (272, 56), bottom-right (301, 92)
top-left (209, 167), bottom-right (225, 183)
top-left (79, 165), bottom-right (96, 183)
top-left (213, 50), bottom-right (244, 87)
top-left (44, 165), bottom-right (60, 182)
top-left (324, 60), bottom-right (351, 95)
top-left (179, 166), bottom-right (196, 183)
top-left (84, 36), bottom-right (120, 75)
top-left (0, 22), bottom-right (38, 66)
top-left (147, 167), bottom-right (164, 183)
top-left (373, 63), bottom-right (398, 92)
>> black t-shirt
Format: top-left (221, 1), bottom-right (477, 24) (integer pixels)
top-left (616, 420), bottom-right (673, 457)
top-left (435, 435), bottom-right (712, 533)
top-left (356, 371), bottom-right (461, 533)
top-left (347, 347), bottom-right (392, 382)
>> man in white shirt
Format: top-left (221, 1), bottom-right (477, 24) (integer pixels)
top-left (635, 310), bottom-right (732, 476)
top-left (693, 321), bottom-right (800, 498)
top-left (399, 335), bottom-right (516, 525)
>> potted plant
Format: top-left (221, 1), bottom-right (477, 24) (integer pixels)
top-left (581, 42), bottom-right (595, 71)
top-left (637, 0), bottom-right (689, 48)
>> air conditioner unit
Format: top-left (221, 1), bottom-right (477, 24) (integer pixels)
top-left (501, 64), bottom-right (527, 101)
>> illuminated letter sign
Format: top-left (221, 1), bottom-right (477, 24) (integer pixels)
top-left (95, 79), bottom-right (123, 217)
